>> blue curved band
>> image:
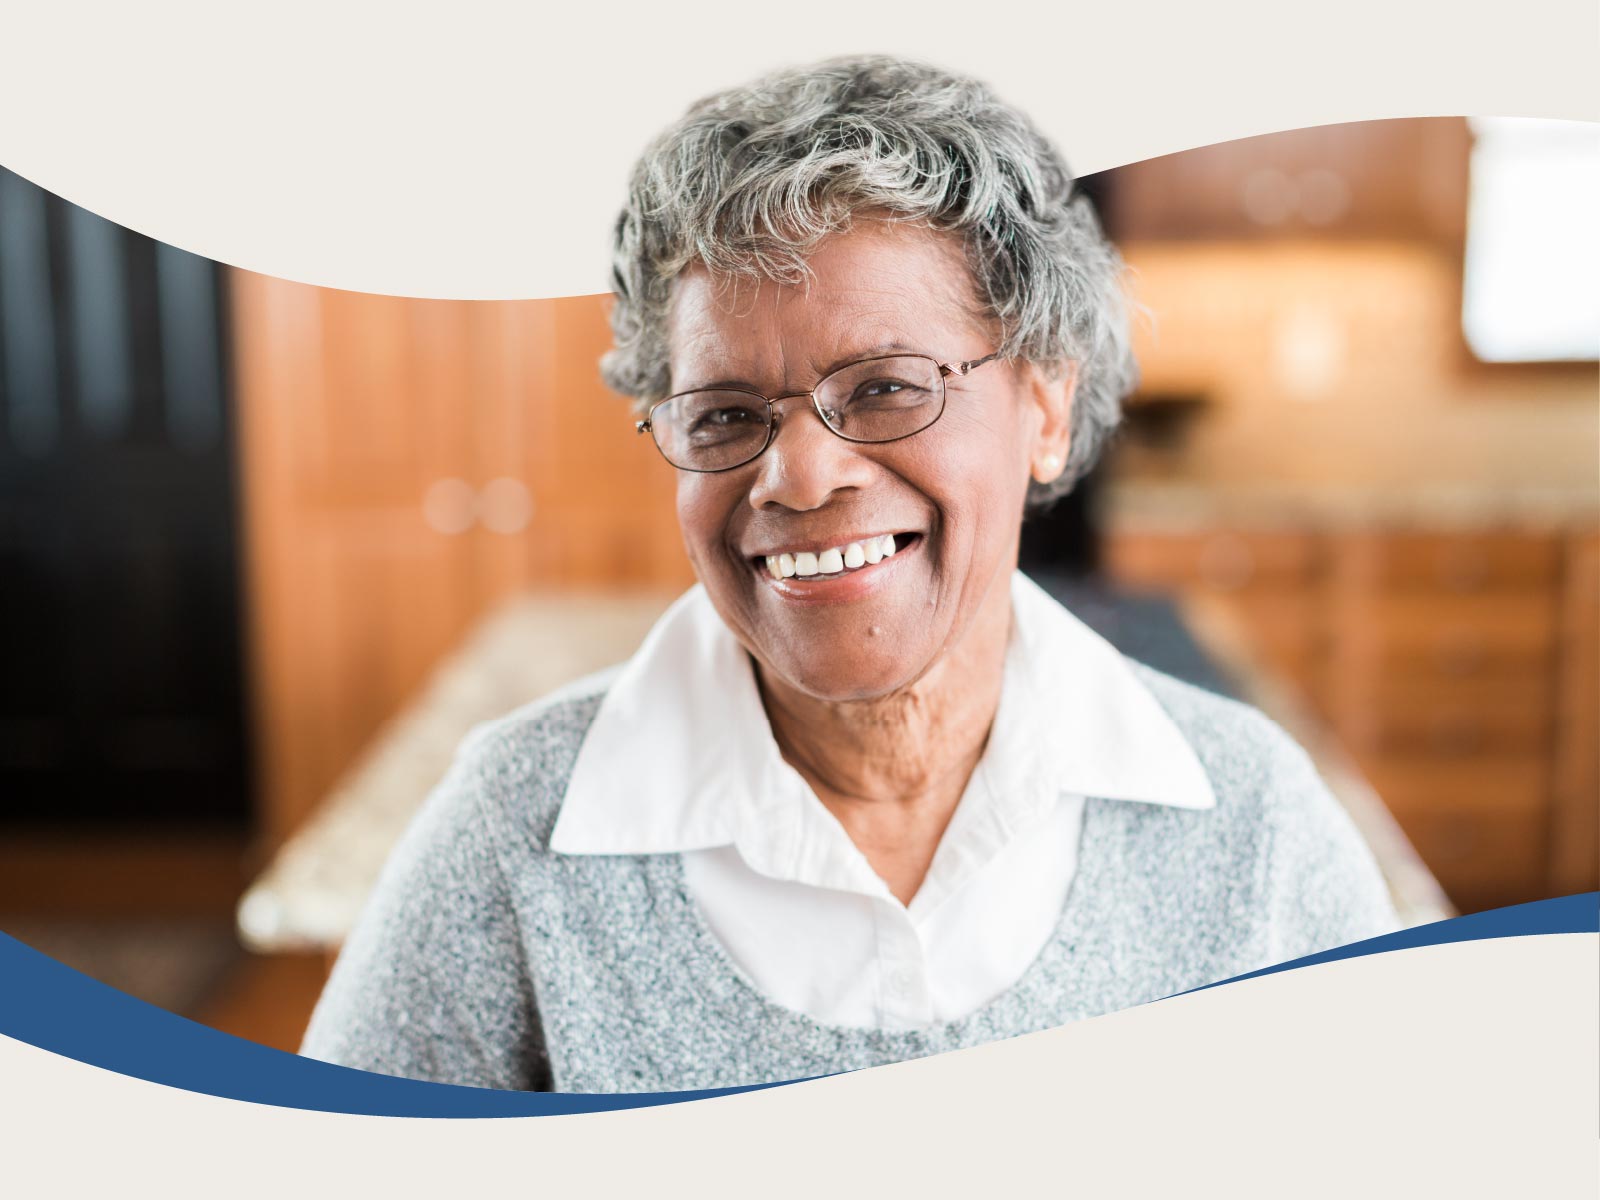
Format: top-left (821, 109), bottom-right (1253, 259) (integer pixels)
top-left (2, 892), bottom-right (1593, 1117)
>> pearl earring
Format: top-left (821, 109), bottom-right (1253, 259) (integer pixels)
top-left (1034, 453), bottom-right (1063, 483)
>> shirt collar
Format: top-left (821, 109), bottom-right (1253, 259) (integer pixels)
top-left (548, 571), bottom-right (1216, 862)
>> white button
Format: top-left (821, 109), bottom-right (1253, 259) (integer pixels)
top-left (888, 965), bottom-right (916, 996)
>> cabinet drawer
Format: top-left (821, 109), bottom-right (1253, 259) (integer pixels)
top-left (1335, 674), bottom-right (1554, 755)
top-left (1337, 593), bottom-right (1558, 671)
top-left (1361, 752), bottom-right (1551, 911)
top-left (1225, 589), bottom-right (1322, 668)
top-left (1384, 806), bottom-right (1549, 912)
top-left (1551, 531), bottom-right (1599, 894)
top-left (1359, 753), bottom-right (1549, 818)
top-left (1105, 530), bottom-right (1320, 591)
top-left (1335, 532), bottom-right (1562, 593)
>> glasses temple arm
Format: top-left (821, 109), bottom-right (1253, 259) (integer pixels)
top-left (941, 351), bottom-right (1002, 377)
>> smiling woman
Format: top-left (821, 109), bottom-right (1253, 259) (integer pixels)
top-left (298, 54), bottom-right (1400, 1091)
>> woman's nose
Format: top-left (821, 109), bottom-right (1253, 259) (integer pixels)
top-left (745, 401), bottom-right (874, 512)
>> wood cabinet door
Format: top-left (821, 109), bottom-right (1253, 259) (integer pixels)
top-left (1550, 532), bottom-right (1600, 894)
top-left (232, 276), bottom-right (689, 844)
top-left (1324, 529), bottom-right (1568, 911)
top-left (1102, 528), bottom-right (1325, 698)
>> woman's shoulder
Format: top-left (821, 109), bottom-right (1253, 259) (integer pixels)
top-left (1119, 657), bottom-right (1401, 951)
top-left (1121, 657), bottom-right (1331, 821)
top-left (299, 679), bottom-right (617, 1088)
top-left (354, 671), bottom-right (616, 910)
top-left (456, 666), bottom-right (618, 778)
top-left (438, 666), bottom-right (619, 847)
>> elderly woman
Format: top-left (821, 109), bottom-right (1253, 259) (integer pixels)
top-left (301, 55), bottom-right (1399, 1092)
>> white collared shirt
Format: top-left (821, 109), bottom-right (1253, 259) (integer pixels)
top-left (548, 570), bottom-right (1216, 1031)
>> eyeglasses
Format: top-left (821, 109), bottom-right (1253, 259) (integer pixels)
top-left (635, 351), bottom-right (1001, 473)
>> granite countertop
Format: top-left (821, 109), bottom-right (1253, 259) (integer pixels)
top-left (238, 578), bottom-right (1451, 953)
top-left (1103, 480), bottom-right (1600, 531)
top-left (236, 592), bottom-right (678, 952)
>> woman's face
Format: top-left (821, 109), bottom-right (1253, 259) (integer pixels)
top-left (666, 220), bottom-right (1069, 702)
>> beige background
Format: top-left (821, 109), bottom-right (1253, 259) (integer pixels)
top-left (0, 0), bottom-right (1595, 299)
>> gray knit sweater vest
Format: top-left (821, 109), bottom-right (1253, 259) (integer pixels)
top-left (300, 661), bottom-right (1398, 1093)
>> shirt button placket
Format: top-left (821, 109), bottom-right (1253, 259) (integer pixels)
top-left (876, 903), bottom-right (933, 1028)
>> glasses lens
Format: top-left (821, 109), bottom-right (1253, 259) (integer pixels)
top-left (651, 390), bottom-right (771, 471)
top-left (814, 356), bottom-right (946, 442)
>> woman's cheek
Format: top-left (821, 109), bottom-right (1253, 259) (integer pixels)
top-left (675, 479), bottom-right (726, 571)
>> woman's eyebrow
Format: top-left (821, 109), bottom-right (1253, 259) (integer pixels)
top-left (677, 342), bottom-right (926, 394)
top-left (675, 376), bottom-right (768, 394)
top-left (675, 340), bottom-right (934, 396)
top-left (816, 341), bottom-right (923, 377)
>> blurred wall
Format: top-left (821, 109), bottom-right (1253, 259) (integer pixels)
top-left (1120, 239), bottom-right (1598, 492)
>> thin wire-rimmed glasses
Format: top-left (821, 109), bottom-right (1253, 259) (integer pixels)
top-left (635, 351), bottom-right (1001, 473)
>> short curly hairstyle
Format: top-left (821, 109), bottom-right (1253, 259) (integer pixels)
top-left (602, 54), bottom-right (1136, 502)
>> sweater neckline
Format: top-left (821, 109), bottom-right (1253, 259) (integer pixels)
top-left (647, 797), bottom-right (1110, 1047)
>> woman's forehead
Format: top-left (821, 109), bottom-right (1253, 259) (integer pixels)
top-left (666, 223), bottom-right (987, 380)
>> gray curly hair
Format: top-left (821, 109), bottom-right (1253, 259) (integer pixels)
top-left (602, 54), bottom-right (1135, 502)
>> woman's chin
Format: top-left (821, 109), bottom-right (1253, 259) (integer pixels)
top-left (758, 650), bottom-right (930, 705)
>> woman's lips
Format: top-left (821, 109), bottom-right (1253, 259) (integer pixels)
top-left (761, 532), bottom-right (904, 580)
top-left (749, 533), bottom-right (922, 604)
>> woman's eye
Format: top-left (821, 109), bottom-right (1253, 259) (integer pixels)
top-left (687, 406), bottom-right (761, 440)
top-left (851, 378), bottom-right (929, 406)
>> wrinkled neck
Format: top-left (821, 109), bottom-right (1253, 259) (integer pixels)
top-left (754, 587), bottom-right (1012, 903)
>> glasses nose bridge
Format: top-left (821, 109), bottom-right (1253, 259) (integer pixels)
top-left (765, 385), bottom-right (834, 432)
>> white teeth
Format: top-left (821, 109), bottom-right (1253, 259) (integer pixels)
top-left (767, 535), bottom-right (906, 580)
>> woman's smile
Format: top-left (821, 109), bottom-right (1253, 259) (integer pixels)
top-left (749, 532), bottom-right (924, 605)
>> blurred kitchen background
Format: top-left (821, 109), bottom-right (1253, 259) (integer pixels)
top-left (1, 117), bottom-right (1595, 1054)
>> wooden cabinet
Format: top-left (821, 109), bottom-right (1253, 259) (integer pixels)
top-left (1103, 529), bottom-right (1325, 699)
top-left (1550, 532), bottom-right (1600, 896)
top-left (1106, 118), bottom-right (1472, 246)
top-left (1322, 531), bottom-right (1568, 912)
top-left (232, 277), bottom-right (694, 845)
top-left (1105, 521), bottom-right (1599, 913)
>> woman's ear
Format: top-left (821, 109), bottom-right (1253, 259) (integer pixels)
top-left (1025, 360), bottom-right (1078, 485)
